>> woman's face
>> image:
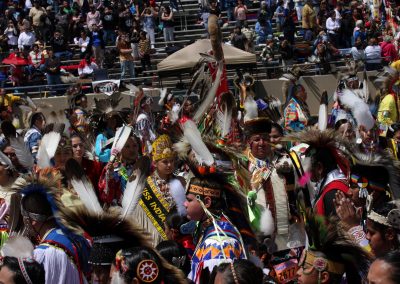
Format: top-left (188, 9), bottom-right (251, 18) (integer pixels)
top-left (366, 219), bottom-right (393, 257)
top-left (184, 193), bottom-right (204, 221)
top-left (367, 259), bottom-right (396, 284)
top-left (121, 137), bottom-right (139, 164)
top-left (249, 134), bottom-right (271, 160)
top-left (0, 266), bottom-right (15, 284)
top-left (270, 127), bottom-right (282, 145)
top-left (71, 137), bottom-right (85, 161)
top-left (155, 157), bottom-right (175, 177)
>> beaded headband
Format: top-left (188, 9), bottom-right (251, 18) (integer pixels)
top-left (299, 250), bottom-right (345, 275)
top-left (368, 209), bottom-right (400, 230)
top-left (187, 184), bottom-right (221, 198)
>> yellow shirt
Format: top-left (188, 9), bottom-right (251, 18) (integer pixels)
top-left (377, 94), bottom-right (398, 125)
top-left (390, 60), bottom-right (400, 71)
top-left (0, 94), bottom-right (21, 108)
top-left (302, 4), bottom-right (316, 29)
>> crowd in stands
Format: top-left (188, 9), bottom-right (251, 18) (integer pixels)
top-left (0, 0), bottom-right (398, 91)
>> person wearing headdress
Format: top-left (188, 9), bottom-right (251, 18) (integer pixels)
top-left (283, 84), bottom-right (311, 132)
top-left (10, 168), bottom-right (91, 284)
top-left (132, 134), bottom-right (186, 247)
top-left (23, 112), bottom-right (46, 161)
top-left (111, 246), bottom-right (187, 284)
top-left (92, 93), bottom-right (123, 163)
top-left (385, 122), bottom-right (400, 159)
top-left (296, 212), bottom-right (371, 284)
top-left (290, 129), bottom-right (351, 217)
top-left (98, 131), bottom-right (142, 205)
top-left (184, 174), bottom-right (246, 283)
top-left (243, 116), bottom-right (299, 254)
top-left (134, 94), bottom-right (156, 155)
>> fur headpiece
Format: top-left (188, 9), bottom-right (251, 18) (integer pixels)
top-left (302, 211), bottom-right (371, 283)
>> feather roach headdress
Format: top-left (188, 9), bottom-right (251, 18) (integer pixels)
top-left (287, 129), bottom-right (351, 178)
top-left (301, 211), bottom-right (371, 283)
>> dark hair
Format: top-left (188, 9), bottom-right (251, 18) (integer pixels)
top-left (271, 122), bottom-right (283, 136)
top-left (369, 203), bottom-right (400, 248)
top-left (155, 241), bottom-right (191, 275)
top-left (21, 192), bottom-right (53, 217)
top-left (165, 211), bottom-right (187, 231)
top-left (30, 112), bottom-right (45, 128)
top-left (377, 250), bottom-right (400, 283)
top-left (2, 256), bottom-right (45, 284)
top-left (210, 259), bottom-right (263, 284)
top-left (334, 119), bottom-right (350, 130)
top-left (1, 120), bottom-right (16, 138)
top-left (117, 247), bottom-right (185, 284)
top-left (188, 176), bottom-right (224, 210)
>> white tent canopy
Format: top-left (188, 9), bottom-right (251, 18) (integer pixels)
top-left (157, 39), bottom-right (257, 73)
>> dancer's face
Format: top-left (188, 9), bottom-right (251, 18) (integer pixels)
top-left (71, 137), bottom-right (85, 160)
top-left (184, 193), bottom-right (205, 221)
top-left (121, 137), bottom-right (139, 164)
top-left (155, 157), bottom-right (175, 177)
top-left (249, 133), bottom-right (271, 160)
top-left (366, 219), bottom-right (394, 257)
top-left (368, 259), bottom-right (396, 284)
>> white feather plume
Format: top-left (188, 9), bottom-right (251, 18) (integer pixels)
top-left (1, 236), bottom-right (34, 258)
top-left (244, 95), bottom-right (258, 122)
top-left (37, 132), bottom-right (61, 168)
top-left (121, 169), bottom-right (147, 220)
top-left (110, 126), bottom-right (132, 162)
top-left (182, 120), bottom-right (214, 166)
top-left (0, 151), bottom-right (14, 170)
top-left (71, 177), bottom-right (103, 215)
top-left (169, 179), bottom-right (187, 216)
top-left (318, 92), bottom-right (328, 131)
top-left (259, 207), bottom-right (274, 236)
top-left (10, 137), bottom-right (34, 170)
top-left (25, 96), bottom-right (37, 111)
top-left (169, 103), bottom-right (181, 124)
top-left (221, 101), bottom-right (232, 137)
top-left (158, 88), bottom-right (168, 106)
top-left (338, 89), bottom-right (375, 130)
top-left (193, 61), bottom-right (223, 123)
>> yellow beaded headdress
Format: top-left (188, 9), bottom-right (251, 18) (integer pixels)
top-left (152, 135), bottom-right (175, 162)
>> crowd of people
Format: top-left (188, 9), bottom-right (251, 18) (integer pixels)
top-left (1, 0), bottom-right (400, 91)
top-left (0, 0), bottom-right (400, 284)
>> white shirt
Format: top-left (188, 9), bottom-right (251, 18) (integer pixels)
top-left (78, 37), bottom-right (90, 53)
top-left (351, 47), bottom-right (365, 61)
top-left (326, 17), bottom-right (340, 33)
top-left (365, 45), bottom-right (382, 63)
top-left (18, 31), bottom-right (36, 49)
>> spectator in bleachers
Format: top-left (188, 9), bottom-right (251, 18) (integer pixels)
top-left (3, 20), bottom-right (18, 51)
top-left (71, 9), bottom-right (84, 42)
top-left (130, 21), bottom-right (141, 60)
top-left (326, 11), bottom-right (340, 48)
top-left (282, 8), bottom-right (295, 44)
top-left (87, 5), bottom-right (101, 32)
top-left (27, 42), bottom-right (44, 78)
top-left (350, 36), bottom-right (366, 62)
top-left (138, 30), bottom-right (152, 72)
top-left (209, 1), bottom-right (223, 27)
top-left (61, 0), bottom-right (74, 15)
top-left (380, 35), bottom-right (398, 66)
top-left (234, 0), bottom-right (247, 27)
top-left (261, 35), bottom-right (278, 78)
top-left (161, 5), bottom-right (174, 47)
top-left (55, 7), bottom-right (70, 35)
top-left (365, 37), bottom-right (382, 71)
top-left (274, 0), bottom-right (285, 32)
top-left (16, 14), bottom-right (31, 35)
top-left (353, 20), bottom-right (366, 45)
top-left (17, 25), bottom-right (35, 52)
top-left (334, 1), bottom-right (343, 23)
top-left (280, 39), bottom-right (294, 71)
top-left (102, 6), bottom-right (117, 45)
top-left (224, 0), bottom-right (236, 22)
top-left (44, 47), bottom-right (62, 88)
top-left (317, 0), bottom-right (330, 31)
top-left (141, 4), bottom-right (157, 49)
top-left (230, 25), bottom-right (247, 51)
top-left (118, 3), bottom-right (134, 32)
top-left (78, 53), bottom-right (98, 79)
top-left (340, 11), bottom-right (354, 48)
top-left (89, 24), bottom-right (105, 67)
top-left (50, 30), bottom-right (72, 60)
top-left (255, 20), bottom-right (271, 45)
top-left (77, 30), bottom-right (90, 58)
top-left (117, 31), bottom-right (135, 82)
top-left (241, 21), bottom-right (255, 52)
top-left (28, 1), bottom-right (46, 40)
top-left (301, 0), bottom-right (316, 41)
top-left (294, 0), bottom-right (303, 22)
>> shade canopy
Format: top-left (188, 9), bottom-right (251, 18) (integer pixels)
top-left (157, 39), bottom-right (256, 76)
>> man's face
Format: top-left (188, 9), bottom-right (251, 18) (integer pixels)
top-left (249, 133), bottom-right (270, 160)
